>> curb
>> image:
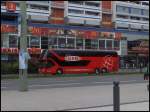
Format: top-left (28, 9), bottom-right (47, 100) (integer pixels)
top-left (1, 72), bottom-right (144, 79)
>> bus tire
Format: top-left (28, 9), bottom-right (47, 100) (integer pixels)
top-left (101, 68), bottom-right (107, 73)
top-left (56, 69), bottom-right (63, 75)
top-left (95, 68), bottom-right (100, 75)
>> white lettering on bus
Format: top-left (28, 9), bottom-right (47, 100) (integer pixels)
top-left (65, 56), bottom-right (81, 61)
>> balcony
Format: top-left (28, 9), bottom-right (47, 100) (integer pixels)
top-left (85, 19), bottom-right (100, 26)
top-left (67, 17), bottom-right (84, 25)
top-left (142, 25), bottom-right (149, 30)
top-left (68, 2), bottom-right (84, 8)
top-left (115, 1), bottom-right (148, 8)
top-left (130, 23), bottom-right (142, 30)
top-left (28, 15), bottom-right (48, 22)
top-left (116, 22), bottom-right (129, 28)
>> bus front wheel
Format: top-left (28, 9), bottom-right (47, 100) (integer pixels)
top-left (56, 69), bottom-right (63, 75)
top-left (95, 68), bottom-right (100, 75)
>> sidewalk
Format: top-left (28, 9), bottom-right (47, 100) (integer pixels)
top-left (1, 83), bottom-right (149, 111)
top-left (71, 102), bottom-right (149, 111)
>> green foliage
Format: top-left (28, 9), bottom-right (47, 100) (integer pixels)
top-left (1, 61), bottom-right (38, 74)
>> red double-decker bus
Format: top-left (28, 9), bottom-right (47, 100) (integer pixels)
top-left (38, 49), bottom-right (119, 75)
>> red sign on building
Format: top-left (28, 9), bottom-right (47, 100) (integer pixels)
top-left (31, 27), bottom-right (41, 36)
top-left (115, 32), bottom-right (122, 40)
top-left (1, 24), bottom-right (17, 33)
top-left (6, 2), bottom-right (16, 12)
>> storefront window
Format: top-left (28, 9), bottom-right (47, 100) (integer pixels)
top-left (9, 35), bottom-right (18, 48)
top-left (41, 37), bottom-right (48, 49)
top-left (91, 40), bottom-right (98, 49)
top-left (114, 40), bottom-right (120, 49)
top-left (48, 37), bottom-right (58, 48)
top-left (76, 38), bottom-right (83, 49)
top-left (58, 38), bottom-right (66, 48)
top-left (106, 40), bottom-right (112, 50)
top-left (85, 39), bottom-right (91, 49)
top-left (99, 40), bottom-right (105, 49)
top-left (30, 36), bottom-right (40, 48)
top-left (66, 38), bottom-right (75, 49)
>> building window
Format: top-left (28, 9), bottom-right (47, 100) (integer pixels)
top-left (58, 38), bottom-right (66, 48)
top-left (85, 2), bottom-right (99, 7)
top-left (68, 9), bottom-right (84, 14)
top-left (9, 35), bottom-right (18, 48)
top-left (30, 36), bottom-right (40, 48)
top-left (30, 4), bottom-right (49, 10)
top-left (48, 37), bottom-right (57, 49)
top-left (116, 15), bottom-right (128, 19)
top-left (69, 1), bottom-right (83, 5)
top-left (142, 18), bottom-right (149, 21)
top-left (66, 38), bottom-right (75, 49)
top-left (130, 16), bottom-right (140, 20)
top-left (99, 40), bottom-right (105, 49)
top-left (76, 38), bottom-right (83, 49)
top-left (106, 40), bottom-right (112, 50)
top-left (114, 40), bottom-right (120, 50)
top-left (142, 2), bottom-right (149, 6)
top-left (143, 10), bottom-right (149, 16)
top-left (131, 8), bottom-right (141, 15)
top-left (116, 6), bottom-right (129, 13)
top-left (85, 11), bottom-right (99, 16)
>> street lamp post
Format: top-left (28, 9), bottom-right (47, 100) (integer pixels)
top-left (19, 1), bottom-right (28, 91)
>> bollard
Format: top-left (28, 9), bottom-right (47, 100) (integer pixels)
top-left (113, 81), bottom-right (120, 111)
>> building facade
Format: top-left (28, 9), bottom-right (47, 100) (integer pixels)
top-left (1, 1), bottom-right (149, 70)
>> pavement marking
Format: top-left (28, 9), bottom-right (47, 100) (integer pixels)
top-left (29, 80), bottom-right (145, 88)
top-left (1, 80), bottom-right (147, 90)
top-left (29, 82), bottom-right (82, 87)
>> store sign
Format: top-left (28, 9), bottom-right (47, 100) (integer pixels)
top-left (77, 31), bottom-right (98, 39)
top-left (29, 27), bottom-right (58, 36)
top-left (1, 48), bottom-right (41, 54)
top-left (6, 2), bottom-right (16, 12)
top-left (128, 40), bottom-right (149, 54)
top-left (1, 48), bottom-right (18, 54)
top-left (1, 24), bottom-right (17, 33)
top-left (31, 27), bottom-right (41, 36)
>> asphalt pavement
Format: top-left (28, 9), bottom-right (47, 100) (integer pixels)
top-left (1, 74), bottom-right (147, 91)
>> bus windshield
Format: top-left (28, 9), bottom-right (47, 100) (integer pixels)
top-left (39, 60), bottom-right (54, 68)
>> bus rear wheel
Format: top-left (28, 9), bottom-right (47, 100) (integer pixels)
top-left (95, 68), bottom-right (100, 75)
top-left (101, 68), bottom-right (107, 73)
top-left (56, 69), bottom-right (63, 75)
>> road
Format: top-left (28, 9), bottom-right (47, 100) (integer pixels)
top-left (1, 74), bottom-right (148, 91)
